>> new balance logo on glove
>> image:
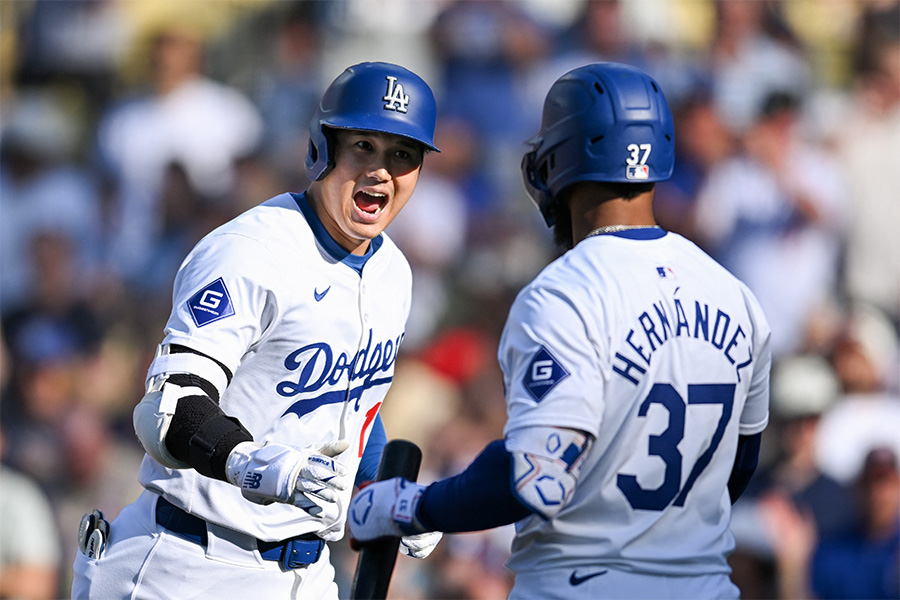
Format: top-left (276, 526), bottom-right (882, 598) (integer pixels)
top-left (243, 472), bottom-right (263, 489)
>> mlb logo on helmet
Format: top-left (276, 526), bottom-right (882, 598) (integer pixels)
top-left (626, 165), bottom-right (650, 180)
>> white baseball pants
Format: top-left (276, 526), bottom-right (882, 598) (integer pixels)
top-left (71, 490), bottom-right (339, 600)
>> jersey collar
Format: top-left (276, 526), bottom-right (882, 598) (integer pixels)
top-left (607, 228), bottom-right (667, 240)
top-left (291, 192), bottom-right (382, 273)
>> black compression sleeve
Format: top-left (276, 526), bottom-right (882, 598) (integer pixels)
top-left (160, 345), bottom-right (248, 479)
top-left (728, 433), bottom-right (762, 503)
top-left (165, 394), bottom-right (252, 481)
top-left (189, 412), bottom-right (253, 479)
top-left (416, 440), bottom-right (533, 533)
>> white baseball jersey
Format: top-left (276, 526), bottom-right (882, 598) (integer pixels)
top-left (501, 229), bottom-right (770, 576)
top-left (138, 192), bottom-right (411, 542)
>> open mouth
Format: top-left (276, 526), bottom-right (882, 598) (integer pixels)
top-left (354, 190), bottom-right (386, 216)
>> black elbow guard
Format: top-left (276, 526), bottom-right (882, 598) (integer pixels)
top-left (166, 394), bottom-right (252, 481)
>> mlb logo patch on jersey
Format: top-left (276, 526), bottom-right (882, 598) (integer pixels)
top-left (657, 265), bottom-right (676, 279)
top-left (187, 278), bottom-right (235, 327)
top-left (523, 346), bottom-right (570, 402)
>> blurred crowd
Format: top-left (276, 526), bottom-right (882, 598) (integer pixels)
top-left (0, 1), bottom-right (898, 598)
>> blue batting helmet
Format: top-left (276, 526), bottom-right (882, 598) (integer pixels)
top-left (305, 62), bottom-right (440, 181)
top-left (522, 62), bottom-right (675, 225)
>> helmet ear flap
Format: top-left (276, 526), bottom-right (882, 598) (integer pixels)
top-left (306, 126), bottom-right (335, 181)
top-left (305, 125), bottom-right (326, 181)
top-left (521, 149), bottom-right (540, 190)
top-left (521, 147), bottom-right (555, 226)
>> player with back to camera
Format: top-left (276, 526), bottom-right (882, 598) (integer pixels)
top-left (348, 62), bottom-right (772, 599)
top-left (71, 62), bottom-right (443, 600)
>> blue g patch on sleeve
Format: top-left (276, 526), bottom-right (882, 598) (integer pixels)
top-left (187, 278), bottom-right (235, 327)
top-left (523, 346), bottom-right (570, 402)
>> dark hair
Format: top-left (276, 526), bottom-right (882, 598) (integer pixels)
top-left (550, 199), bottom-right (573, 250)
top-left (759, 91), bottom-right (801, 119)
top-left (550, 181), bottom-right (655, 249)
top-left (598, 181), bottom-right (655, 200)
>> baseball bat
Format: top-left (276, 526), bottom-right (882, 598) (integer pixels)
top-left (350, 439), bottom-right (422, 600)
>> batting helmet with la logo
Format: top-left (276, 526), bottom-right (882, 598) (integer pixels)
top-left (305, 62), bottom-right (440, 181)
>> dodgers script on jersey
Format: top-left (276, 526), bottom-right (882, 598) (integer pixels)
top-left (138, 191), bottom-right (412, 542)
top-left (501, 229), bottom-right (771, 576)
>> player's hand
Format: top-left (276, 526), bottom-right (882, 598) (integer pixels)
top-left (225, 440), bottom-right (351, 515)
top-left (347, 477), bottom-right (437, 548)
top-left (399, 530), bottom-right (443, 559)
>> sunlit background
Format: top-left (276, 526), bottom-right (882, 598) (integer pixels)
top-left (0, 1), bottom-right (898, 598)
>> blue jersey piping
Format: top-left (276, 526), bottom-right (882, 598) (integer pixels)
top-left (291, 192), bottom-right (382, 274)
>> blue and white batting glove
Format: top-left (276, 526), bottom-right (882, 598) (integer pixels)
top-left (348, 477), bottom-right (443, 559)
top-left (225, 440), bottom-right (351, 516)
top-left (399, 530), bottom-right (443, 559)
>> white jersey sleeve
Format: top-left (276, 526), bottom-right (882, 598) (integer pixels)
top-left (735, 280), bottom-right (771, 436)
top-left (501, 285), bottom-right (608, 438)
top-left (162, 232), bottom-right (287, 373)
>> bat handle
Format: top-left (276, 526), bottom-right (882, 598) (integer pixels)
top-left (350, 439), bottom-right (422, 600)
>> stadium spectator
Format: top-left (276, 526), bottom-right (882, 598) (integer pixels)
top-left (0, 91), bottom-right (103, 317)
top-left (733, 354), bottom-right (854, 599)
top-left (706, 0), bottom-right (813, 134)
top-left (94, 20), bottom-right (262, 288)
top-left (0, 427), bottom-right (61, 600)
top-left (762, 446), bottom-right (900, 600)
top-left (816, 304), bottom-right (900, 485)
top-left (692, 90), bottom-right (849, 359)
top-left (835, 1), bottom-right (900, 328)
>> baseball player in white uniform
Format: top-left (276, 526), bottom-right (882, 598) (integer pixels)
top-left (72, 62), bottom-right (442, 600)
top-left (348, 62), bottom-right (772, 599)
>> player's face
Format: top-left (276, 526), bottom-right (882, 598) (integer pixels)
top-left (310, 129), bottom-right (424, 255)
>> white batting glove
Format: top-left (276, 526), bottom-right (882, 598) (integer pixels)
top-left (348, 477), bottom-right (442, 559)
top-left (399, 530), bottom-right (443, 559)
top-left (225, 440), bottom-right (351, 515)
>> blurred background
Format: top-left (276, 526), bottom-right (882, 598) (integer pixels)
top-left (0, 1), bottom-right (898, 598)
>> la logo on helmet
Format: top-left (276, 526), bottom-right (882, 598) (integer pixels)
top-left (383, 76), bottom-right (410, 113)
